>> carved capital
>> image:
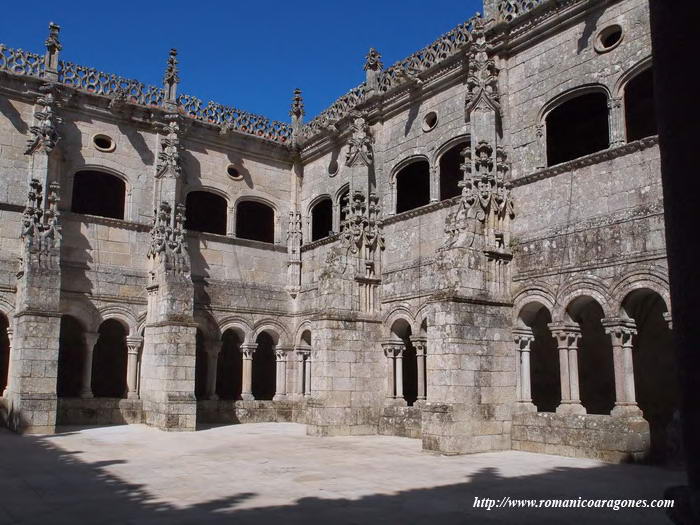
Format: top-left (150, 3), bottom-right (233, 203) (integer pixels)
top-left (240, 343), bottom-right (258, 359)
top-left (548, 323), bottom-right (582, 349)
top-left (513, 327), bottom-right (535, 351)
top-left (602, 318), bottom-right (637, 347)
top-left (126, 336), bottom-right (143, 355)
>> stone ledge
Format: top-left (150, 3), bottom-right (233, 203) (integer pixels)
top-left (57, 397), bottom-right (143, 426)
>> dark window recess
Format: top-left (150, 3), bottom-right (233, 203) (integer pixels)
top-left (0, 314), bottom-right (9, 394)
top-left (440, 143), bottom-right (467, 200)
top-left (546, 92), bottom-right (610, 166)
top-left (602, 27), bottom-right (622, 48)
top-left (91, 319), bottom-right (128, 398)
top-left (338, 190), bottom-right (349, 230)
top-left (185, 191), bottom-right (228, 235)
top-left (236, 201), bottom-right (274, 243)
top-left (396, 160), bottom-right (430, 213)
top-left (71, 171), bottom-right (126, 220)
top-left (194, 329), bottom-right (207, 400)
top-left (625, 69), bottom-right (657, 142)
top-left (311, 198), bottom-right (333, 241)
top-left (217, 330), bottom-right (243, 400)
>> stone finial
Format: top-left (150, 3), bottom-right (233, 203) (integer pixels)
top-left (364, 48), bottom-right (383, 72)
top-left (43, 22), bottom-right (61, 80)
top-left (163, 48), bottom-right (179, 103)
top-left (290, 88), bottom-right (305, 120)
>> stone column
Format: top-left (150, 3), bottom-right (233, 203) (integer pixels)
top-left (204, 340), bottom-right (222, 401)
top-left (608, 97), bottom-right (625, 147)
top-left (304, 351), bottom-right (311, 397)
top-left (125, 336), bottom-right (143, 399)
top-left (549, 324), bottom-right (585, 415)
top-left (240, 343), bottom-right (257, 401)
top-left (381, 342), bottom-right (396, 400)
top-left (295, 348), bottom-right (305, 396)
top-left (429, 165), bottom-right (439, 202)
top-left (80, 332), bottom-right (99, 399)
top-left (602, 318), bottom-right (642, 417)
top-left (274, 348), bottom-right (288, 400)
top-left (412, 337), bottom-right (427, 402)
top-left (513, 328), bottom-right (537, 413)
top-left (395, 345), bottom-right (405, 402)
top-left (2, 327), bottom-right (14, 398)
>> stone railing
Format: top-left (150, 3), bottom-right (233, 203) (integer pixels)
top-left (496, 0), bottom-right (547, 23)
top-left (0, 45), bottom-right (45, 77)
top-left (0, 44), bottom-right (292, 144)
top-left (300, 16), bottom-right (478, 141)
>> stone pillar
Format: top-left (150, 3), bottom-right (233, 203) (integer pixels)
top-left (535, 124), bottom-right (546, 170)
top-left (80, 332), bottom-right (99, 399)
top-left (2, 327), bottom-right (14, 398)
top-left (304, 352), bottom-right (311, 397)
top-left (608, 97), bottom-right (625, 147)
top-left (429, 165), bottom-right (439, 202)
top-left (395, 345), bottom-right (405, 401)
top-left (513, 328), bottom-right (537, 413)
top-left (240, 343), bottom-right (257, 401)
top-left (412, 337), bottom-right (427, 402)
top-left (295, 345), bottom-right (311, 398)
top-left (125, 336), bottom-right (143, 399)
top-left (274, 348), bottom-right (288, 400)
top-left (204, 340), bottom-right (222, 401)
top-left (549, 324), bottom-right (586, 415)
top-left (602, 318), bottom-right (642, 417)
top-left (382, 342), bottom-right (396, 400)
top-left (295, 348), bottom-right (305, 396)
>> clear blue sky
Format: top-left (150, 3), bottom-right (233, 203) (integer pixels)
top-left (1, 0), bottom-right (483, 123)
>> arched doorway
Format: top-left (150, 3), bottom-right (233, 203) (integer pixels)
top-left (389, 318), bottom-right (417, 406)
top-left (57, 316), bottom-right (86, 398)
top-left (0, 313), bottom-right (9, 394)
top-left (91, 319), bottom-right (128, 398)
top-left (194, 329), bottom-right (208, 400)
top-left (252, 332), bottom-right (276, 400)
top-left (218, 329), bottom-right (243, 400)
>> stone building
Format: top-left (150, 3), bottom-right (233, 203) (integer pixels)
top-left (0, 0), bottom-right (677, 463)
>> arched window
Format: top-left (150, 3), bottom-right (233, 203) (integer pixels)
top-left (57, 316), bottom-right (86, 398)
top-left (546, 92), bottom-right (610, 166)
top-left (625, 68), bottom-right (657, 142)
top-left (395, 160), bottom-right (430, 214)
top-left (71, 170), bottom-right (126, 219)
top-left (236, 201), bottom-right (274, 243)
top-left (217, 329), bottom-right (243, 400)
top-left (91, 319), bottom-right (128, 398)
top-left (439, 143), bottom-right (468, 201)
top-left (311, 197), bottom-right (333, 241)
top-left (185, 191), bottom-right (227, 235)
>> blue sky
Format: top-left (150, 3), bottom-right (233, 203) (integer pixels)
top-left (1, 1), bottom-right (483, 123)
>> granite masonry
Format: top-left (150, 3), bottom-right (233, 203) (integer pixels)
top-left (0, 0), bottom-right (677, 463)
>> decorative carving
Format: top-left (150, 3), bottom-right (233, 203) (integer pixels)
top-left (25, 86), bottom-right (61, 155)
top-left (289, 88), bottom-right (305, 119)
top-left (364, 48), bottom-right (384, 72)
top-left (465, 17), bottom-right (500, 116)
top-left (19, 179), bottom-right (61, 273)
top-left (345, 112), bottom-right (373, 167)
top-left (497, 0), bottom-right (545, 23)
top-left (147, 201), bottom-right (190, 278)
top-left (163, 48), bottom-right (179, 103)
top-left (156, 116), bottom-right (183, 178)
top-left (0, 45), bottom-right (45, 77)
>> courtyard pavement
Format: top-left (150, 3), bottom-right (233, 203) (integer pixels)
top-left (0, 423), bottom-right (684, 524)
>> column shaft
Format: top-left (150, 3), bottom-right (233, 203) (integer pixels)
top-left (304, 355), bottom-right (311, 396)
top-left (395, 347), bottom-right (404, 400)
top-left (521, 349), bottom-right (532, 403)
top-left (80, 332), bottom-right (99, 399)
top-left (240, 344), bottom-right (256, 401)
top-left (415, 343), bottom-right (426, 401)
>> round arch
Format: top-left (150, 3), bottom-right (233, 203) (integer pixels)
top-left (614, 56), bottom-right (653, 98)
top-left (97, 305), bottom-right (138, 336)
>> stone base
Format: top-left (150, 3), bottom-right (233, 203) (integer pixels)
top-left (142, 393), bottom-right (196, 432)
top-left (196, 399), bottom-right (303, 425)
top-left (556, 402), bottom-right (587, 415)
top-left (611, 404), bottom-right (644, 418)
top-left (1, 392), bottom-right (57, 434)
top-left (57, 398), bottom-right (143, 426)
top-left (378, 405), bottom-right (422, 438)
top-left (512, 411), bottom-right (650, 463)
top-left (512, 402), bottom-right (538, 414)
top-left (305, 398), bottom-right (379, 437)
top-left (420, 403), bottom-right (510, 455)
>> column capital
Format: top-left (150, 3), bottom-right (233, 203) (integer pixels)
top-left (381, 340), bottom-right (401, 357)
top-left (240, 342), bottom-right (257, 358)
top-left (126, 335), bottom-right (143, 355)
top-left (548, 323), bottom-right (581, 347)
top-left (602, 317), bottom-right (637, 340)
top-left (294, 344), bottom-right (311, 357)
top-left (275, 347), bottom-right (292, 360)
top-left (513, 327), bottom-right (535, 349)
top-left (410, 336), bottom-right (427, 354)
top-left (83, 331), bottom-right (100, 349)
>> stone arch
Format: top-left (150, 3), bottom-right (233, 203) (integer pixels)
top-left (218, 316), bottom-right (253, 343)
top-left (386, 313), bottom-right (417, 406)
top-left (384, 307), bottom-right (415, 340)
top-left (92, 318), bottom-right (129, 398)
top-left (513, 283), bottom-right (556, 326)
top-left (252, 319), bottom-right (290, 347)
top-left (235, 196), bottom-right (278, 244)
top-left (516, 299), bottom-right (559, 412)
top-left (308, 194), bottom-right (333, 241)
top-left (335, 183), bottom-right (350, 231)
top-left (610, 268), bottom-right (670, 317)
top-left (538, 83), bottom-right (612, 122)
top-left (391, 155), bottom-right (431, 214)
top-left (553, 278), bottom-right (614, 322)
top-left (194, 309), bottom-right (222, 342)
top-left (61, 299), bottom-right (101, 334)
top-left (185, 189), bottom-right (228, 235)
top-left (294, 321), bottom-right (313, 346)
top-left (97, 305), bottom-right (138, 336)
top-left (434, 135), bottom-right (470, 201)
top-left (69, 167), bottom-right (129, 221)
top-left (614, 56), bottom-right (653, 99)
top-left (57, 314), bottom-right (88, 398)
top-left (0, 296), bottom-right (15, 319)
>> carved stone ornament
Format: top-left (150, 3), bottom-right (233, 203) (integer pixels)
top-left (289, 88), bottom-right (305, 119)
top-left (156, 116), bottom-right (182, 178)
top-left (465, 17), bottom-right (500, 116)
top-left (364, 48), bottom-right (383, 72)
top-left (147, 201), bottom-right (190, 278)
top-left (339, 191), bottom-right (385, 255)
top-left (25, 87), bottom-right (61, 155)
top-left (344, 112), bottom-right (373, 167)
top-left (19, 179), bottom-right (61, 273)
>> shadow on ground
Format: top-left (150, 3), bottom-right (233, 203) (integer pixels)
top-left (0, 426), bottom-right (683, 525)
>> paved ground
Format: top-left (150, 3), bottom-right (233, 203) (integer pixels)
top-left (0, 423), bottom-right (684, 524)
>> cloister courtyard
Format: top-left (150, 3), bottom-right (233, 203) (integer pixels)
top-left (0, 422), bottom-right (684, 524)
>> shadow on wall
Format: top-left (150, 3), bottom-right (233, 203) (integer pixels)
top-left (0, 96), bottom-right (28, 134)
top-left (0, 426), bottom-right (685, 524)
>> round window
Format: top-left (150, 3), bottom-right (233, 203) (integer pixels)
top-left (422, 111), bottom-right (438, 132)
top-left (595, 25), bottom-right (623, 53)
top-left (93, 134), bottom-right (115, 152)
top-left (227, 164), bottom-right (243, 180)
top-left (328, 159), bottom-right (339, 177)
